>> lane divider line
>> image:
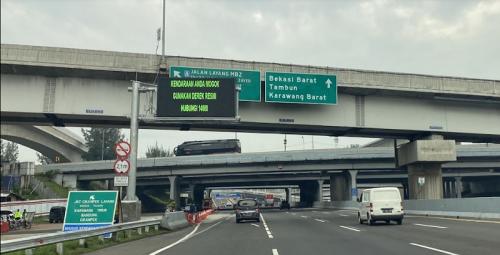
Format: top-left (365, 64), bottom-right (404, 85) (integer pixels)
top-left (272, 248), bottom-right (279, 255)
top-left (190, 216), bottom-right (231, 239)
top-left (414, 223), bottom-right (448, 229)
top-left (301, 215), bottom-right (309, 218)
top-left (407, 215), bottom-right (500, 224)
top-left (410, 243), bottom-right (460, 255)
top-left (339, 214), bottom-right (349, 217)
top-left (339, 225), bottom-right (361, 232)
top-left (260, 213), bottom-right (274, 239)
top-left (149, 224), bottom-right (200, 255)
top-left (314, 219), bottom-right (326, 223)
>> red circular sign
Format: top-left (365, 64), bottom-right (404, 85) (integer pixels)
top-left (114, 141), bottom-right (131, 159)
top-left (113, 159), bottom-right (130, 175)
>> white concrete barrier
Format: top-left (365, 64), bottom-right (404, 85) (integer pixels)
top-left (404, 197), bottom-right (500, 220)
top-left (319, 198), bottom-right (500, 220)
top-left (160, 212), bottom-right (189, 230)
top-left (0, 199), bottom-right (67, 215)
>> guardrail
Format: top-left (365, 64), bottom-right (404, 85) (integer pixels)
top-left (0, 218), bottom-right (161, 254)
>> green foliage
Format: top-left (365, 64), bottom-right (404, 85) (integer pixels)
top-left (3, 229), bottom-right (168, 255)
top-left (0, 139), bottom-right (19, 163)
top-left (81, 128), bottom-right (124, 161)
top-left (36, 153), bottom-right (52, 165)
top-left (34, 174), bottom-right (69, 198)
top-left (145, 142), bottom-right (172, 158)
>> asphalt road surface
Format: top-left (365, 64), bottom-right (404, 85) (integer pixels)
top-left (87, 209), bottom-right (500, 255)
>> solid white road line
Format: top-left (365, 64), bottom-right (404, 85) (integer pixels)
top-left (272, 248), bottom-right (280, 255)
top-left (407, 215), bottom-right (500, 224)
top-left (339, 225), bottom-right (361, 232)
top-left (251, 223), bottom-right (260, 228)
top-left (260, 213), bottom-right (274, 239)
top-left (410, 243), bottom-right (460, 255)
top-left (414, 223), bottom-right (448, 229)
top-left (314, 219), bottom-right (326, 223)
top-left (338, 214), bottom-right (349, 217)
top-left (149, 224), bottom-right (200, 255)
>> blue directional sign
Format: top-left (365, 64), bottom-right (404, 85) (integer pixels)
top-left (170, 66), bottom-right (261, 102)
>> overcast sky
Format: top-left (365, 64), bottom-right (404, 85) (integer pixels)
top-left (2, 0), bottom-right (499, 162)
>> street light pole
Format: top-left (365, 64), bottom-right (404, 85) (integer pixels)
top-left (101, 129), bottom-right (105, 160)
top-left (125, 81), bottom-right (140, 202)
top-left (161, 0), bottom-right (166, 63)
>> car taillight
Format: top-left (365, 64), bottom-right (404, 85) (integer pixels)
top-left (236, 209), bottom-right (241, 213)
top-left (256, 208), bottom-right (260, 213)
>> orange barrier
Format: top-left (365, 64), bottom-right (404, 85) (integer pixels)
top-left (185, 209), bottom-right (214, 224)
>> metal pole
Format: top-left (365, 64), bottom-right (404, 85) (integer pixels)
top-left (126, 81), bottom-right (140, 201)
top-left (101, 129), bottom-right (105, 160)
top-left (161, 0), bottom-right (166, 62)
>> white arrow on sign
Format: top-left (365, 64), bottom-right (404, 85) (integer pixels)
top-left (114, 159), bottom-right (130, 174)
top-left (325, 79), bottom-right (332, 88)
top-left (173, 70), bottom-right (182, 78)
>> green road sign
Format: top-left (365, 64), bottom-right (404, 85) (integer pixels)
top-left (170, 66), bottom-right (261, 102)
top-left (265, 72), bottom-right (337, 105)
top-left (63, 191), bottom-right (118, 232)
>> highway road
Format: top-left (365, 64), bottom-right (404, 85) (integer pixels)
top-left (88, 209), bottom-right (500, 255)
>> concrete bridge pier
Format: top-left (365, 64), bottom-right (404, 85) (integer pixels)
top-left (299, 181), bottom-right (319, 207)
top-left (348, 170), bottom-right (358, 201)
top-left (53, 174), bottom-right (78, 190)
top-left (330, 173), bottom-right (349, 201)
top-left (407, 163), bottom-right (443, 199)
top-left (398, 135), bottom-right (457, 200)
top-left (168, 176), bottom-right (181, 210)
top-left (285, 188), bottom-right (291, 202)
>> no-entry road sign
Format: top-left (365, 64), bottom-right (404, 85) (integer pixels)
top-left (114, 141), bottom-right (131, 158)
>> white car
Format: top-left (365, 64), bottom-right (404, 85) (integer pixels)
top-left (358, 187), bottom-right (404, 225)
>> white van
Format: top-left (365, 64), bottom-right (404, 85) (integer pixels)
top-left (357, 187), bottom-right (404, 225)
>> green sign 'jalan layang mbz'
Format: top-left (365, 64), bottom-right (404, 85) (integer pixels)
top-left (170, 66), bottom-right (261, 102)
top-left (265, 72), bottom-right (337, 105)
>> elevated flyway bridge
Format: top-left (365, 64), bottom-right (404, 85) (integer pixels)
top-left (39, 145), bottom-right (500, 181)
top-left (1, 44), bottom-right (500, 142)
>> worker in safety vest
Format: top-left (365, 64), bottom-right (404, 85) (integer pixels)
top-left (14, 209), bottom-right (22, 220)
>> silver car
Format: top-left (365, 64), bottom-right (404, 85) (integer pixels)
top-left (235, 199), bottom-right (260, 223)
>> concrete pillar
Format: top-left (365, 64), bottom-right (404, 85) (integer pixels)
top-left (317, 180), bottom-right (324, 202)
top-left (408, 163), bottom-right (443, 200)
top-left (168, 176), bottom-right (181, 210)
top-left (443, 180), bottom-right (450, 198)
top-left (348, 170), bottom-right (358, 201)
top-left (285, 188), bottom-right (291, 202)
top-left (455, 177), bottom-right (463, 198)
top-left (330, 174), bottom-right (346, 201)
top-left (54, 174), bottom-right (78, 190)
top-left (398, 135), bottom-right (455, 200)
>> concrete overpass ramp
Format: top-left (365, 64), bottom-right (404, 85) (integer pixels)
top-left (0, 125), bottom-right (87, 162)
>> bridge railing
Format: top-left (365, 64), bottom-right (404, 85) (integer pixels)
top-left (0, 218), bottom-right (161, 253)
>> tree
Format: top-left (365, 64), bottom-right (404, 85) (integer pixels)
top-left (37, 153), bottom-right (52, 165)
top-left (81, 128), bottom-right (124, 161)
top-left (145, 142), bottom-right (172, 158)
top-left (0, 139), bottom-right (19, 163)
